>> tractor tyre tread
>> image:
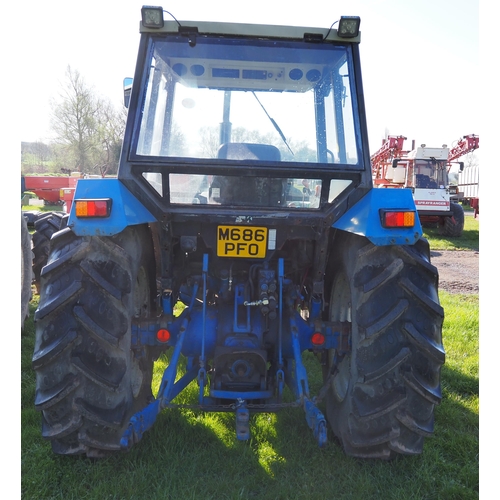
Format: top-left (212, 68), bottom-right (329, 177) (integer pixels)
top-left (32, 211), bottom-right (66, 293)
top-left (326, 234), bottom-right (444, 459)
top-left (440, 202), bottom-right (464, 237)
top-left (33, 225), bottom-right (155, 458)
top-left (22, 214), bottom-right (33, 330)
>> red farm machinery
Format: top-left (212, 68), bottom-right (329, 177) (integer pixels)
top-left (22, 174), bottom-right (81, 212)
top-left (371, 134), bottom-right (479, 236)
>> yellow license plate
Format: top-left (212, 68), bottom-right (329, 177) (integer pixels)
top-left (217, 226), bottom-right (267, 258)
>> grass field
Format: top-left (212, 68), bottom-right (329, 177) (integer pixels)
top-left (20, 206), bottom-right (479, 499)
top-left (20, 292), bottom-right (479, 499)
top-left (422, 214), bottom-right (479, 251)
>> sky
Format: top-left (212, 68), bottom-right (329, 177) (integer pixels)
top-left (14, 0), bottom-right (480, 156)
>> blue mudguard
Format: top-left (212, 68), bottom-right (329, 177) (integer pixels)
top-left (68, 179), bottom-right (421, 245)
top-left (67, 178), bottom-right (156, 236)
top-left (332, 188), bottom-right (423, 246)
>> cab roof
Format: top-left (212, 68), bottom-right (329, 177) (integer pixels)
top-left (140, 19), bottom-right (361, 44)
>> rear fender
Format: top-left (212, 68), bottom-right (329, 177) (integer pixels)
top-left (67, 178), bottom-right (156, 236)
top-left (333, 188), bottom-right (422, 246)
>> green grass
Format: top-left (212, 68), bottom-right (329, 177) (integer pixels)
top-left (422, 215), bottom-right (479, 251)
top-left (22, 204), bottom-right (64, 213)
top-left (21, 290), bottom-right (479, 499)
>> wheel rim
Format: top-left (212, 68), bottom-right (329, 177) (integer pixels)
top-left (131, 264), bottom-right (152, 399)
top-left (133, 266), bottom-right (150, 319)
top-left (328, 270), bottom-right (351, 402)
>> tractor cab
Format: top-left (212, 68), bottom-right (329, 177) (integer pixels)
top-left (119, 9), bottom-right (368, 217)
top-left (406, 146), bottom-right (451, 213)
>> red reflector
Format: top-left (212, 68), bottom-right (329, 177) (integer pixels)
top-left (75, 199), bottom-right (111, 218)
top-left (311, 332), bottom-right (325, 346)
top-left (382, 211), bottom-right (415, 228)
top-left (156, 329), bottom-right (170, 343)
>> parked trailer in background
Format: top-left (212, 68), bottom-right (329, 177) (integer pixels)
top-left (22, 174), bottom-right (81, 211)
top-left (448, 135), bottom-right (480, 217)
top-left (458, 164), bottom-right (479, 216)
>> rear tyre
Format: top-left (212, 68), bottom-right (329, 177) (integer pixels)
top-left (32, 225), bottom-right (156, 457)
top-left (324, 234), bottom-right (445, 459)
top-left (21, 214), bottom-right (33, 330)
top-left (440, 202), bottom-right (464, 237)
top-left (32, 211), bottom-right (66, 293)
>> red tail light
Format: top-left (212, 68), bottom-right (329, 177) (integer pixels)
top-left (380, 210), bottom-right (415, 228)
top-left (75, 199), bottom-right (111, 218)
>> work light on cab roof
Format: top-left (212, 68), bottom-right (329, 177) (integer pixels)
top-left (141, 5), bottom-right (164, 28)
top-left (337, 16), bottom-right (361, 38)
top-left (141, 5), bottom-right (360, 41)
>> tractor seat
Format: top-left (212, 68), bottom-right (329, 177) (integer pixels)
top-left (217, 143), bottom-right (281, 162)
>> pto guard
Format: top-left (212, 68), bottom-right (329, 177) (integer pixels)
top-left (333, 188), bottom-right (422, 246)
top-left (67, 179), bottom-right (155, 236)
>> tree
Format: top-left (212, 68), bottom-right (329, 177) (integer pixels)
top-left (50, 66), bottom-right (125, 176)
top-left (198, 125), bottom-right (220, 158)
top-left (91, 102), bottom-right (126, 177)
top-left (21, 141), bottom-right (53, 173)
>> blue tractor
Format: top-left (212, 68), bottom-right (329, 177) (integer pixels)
top-left (33, 6), bottom-right (444, 459)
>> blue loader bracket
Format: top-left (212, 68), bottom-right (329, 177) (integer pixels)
top-left (333, 188), bottom-right (423, 246)
top-left (67, 178), bottom-right (156, 236)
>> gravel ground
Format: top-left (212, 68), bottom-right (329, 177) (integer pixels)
top-left (430, 250), bottom-right (479, 294)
